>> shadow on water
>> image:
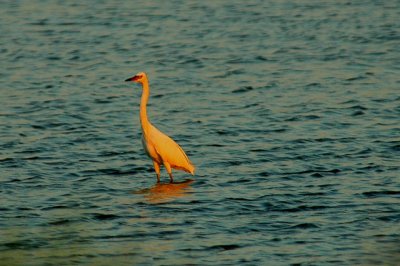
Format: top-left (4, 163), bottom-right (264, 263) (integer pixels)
top-left (132, 179), bottom-right (194, 204)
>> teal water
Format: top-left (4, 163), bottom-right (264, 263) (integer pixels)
top-left (1, 1), bottom-right (399, 265)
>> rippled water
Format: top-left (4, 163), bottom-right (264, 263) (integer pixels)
top-left (1, 1), bottom-right (400, 265)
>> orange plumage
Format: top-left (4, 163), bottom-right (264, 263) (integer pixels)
top-left (125, 72), bottom-right (195, 183)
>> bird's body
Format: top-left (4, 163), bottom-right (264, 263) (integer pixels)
top-left (125, 72), bottom-right (195, 183)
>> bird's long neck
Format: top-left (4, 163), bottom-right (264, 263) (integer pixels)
top-left (140, 78), bottom-right (151, 133)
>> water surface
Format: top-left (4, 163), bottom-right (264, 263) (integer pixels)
top-left (1, 1), bottom-right (399, 265)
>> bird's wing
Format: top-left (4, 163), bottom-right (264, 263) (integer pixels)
top-left (147, 125), bottom-right (195, 173)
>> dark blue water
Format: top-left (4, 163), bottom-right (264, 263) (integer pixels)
top-left (1, 1), bottom-right (400, 265)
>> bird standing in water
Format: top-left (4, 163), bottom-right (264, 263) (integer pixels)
top-left (125, 72), bottom-right (195, 183)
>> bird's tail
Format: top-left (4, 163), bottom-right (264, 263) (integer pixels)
top-left (187, 163), bottom-right (195, 175)
top-left (174, 163), bottom-right (195, 175)
top-left (189, 165), bottom-right (195, 175)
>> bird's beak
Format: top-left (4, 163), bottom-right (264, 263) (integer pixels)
top-left (125, 75), bottom-right (138, 82)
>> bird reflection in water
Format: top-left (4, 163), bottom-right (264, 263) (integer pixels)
top-left (133, 179), bottom-right (194, 204)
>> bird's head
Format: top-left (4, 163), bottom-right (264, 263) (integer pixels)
top-left (125, 72), bottom-right (147, 83)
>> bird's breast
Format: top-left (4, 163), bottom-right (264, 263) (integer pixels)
top-left (141, 135), bottom-right (162, 163)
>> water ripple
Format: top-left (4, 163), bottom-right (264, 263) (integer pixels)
top-left (1, 1), bottom-right (399, 265)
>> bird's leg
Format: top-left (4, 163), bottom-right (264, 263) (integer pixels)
top-left (153, 161), bottom-right (161, 183)
top-left (163, 162), bottom-right (174, 183)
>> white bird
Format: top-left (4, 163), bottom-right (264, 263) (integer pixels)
top-left (125, 72), bottom-right (195, 183)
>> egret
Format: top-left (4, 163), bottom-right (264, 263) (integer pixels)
top-left (125, 72), bottom-right (195, 183)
